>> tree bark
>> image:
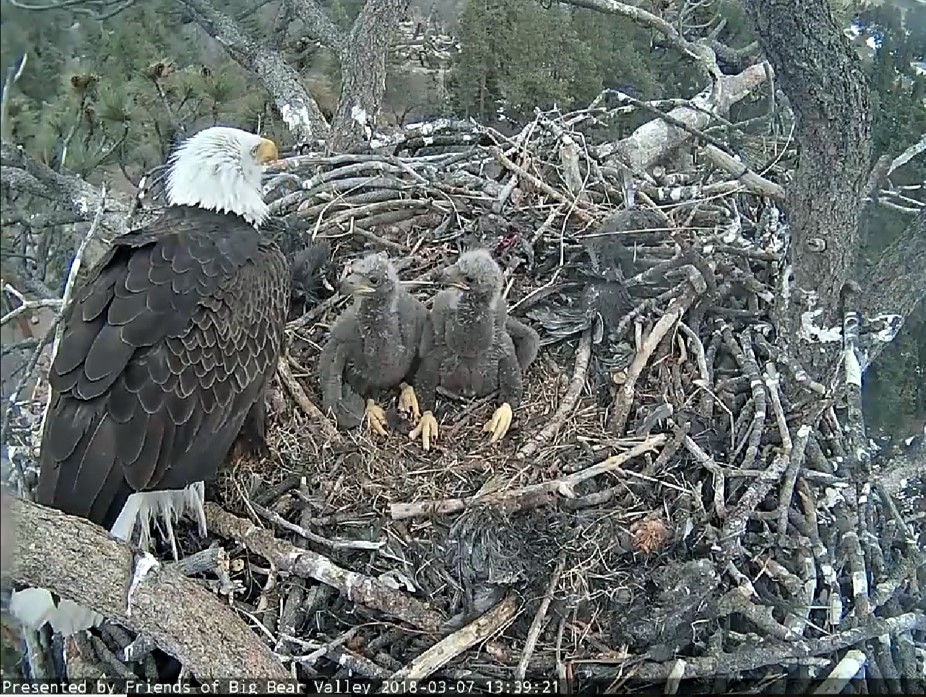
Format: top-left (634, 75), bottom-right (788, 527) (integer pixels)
top-left (178, 0), bottom-right (330, 144)
top-left (282, 0), bottom-right (347, 60)
top-left (860, 208), bottom-right (926, 324)
top-left (326, 0), bottom-right (407, 154)
top-left (743, 0), bottom-right (873, 376)
top-left (7, 497), bottom-right (289, 680)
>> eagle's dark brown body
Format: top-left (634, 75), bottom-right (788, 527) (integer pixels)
top-left (37, 205), bottom-right (290, 529)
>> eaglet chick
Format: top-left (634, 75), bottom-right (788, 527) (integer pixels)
top-left (410, 249), bottom-right (539, 450)
top-left (318, 252), bottom-right (427, 435)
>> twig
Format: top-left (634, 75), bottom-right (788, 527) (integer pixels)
top-left (276, 355), bottom-right (341, 443)
top-left (517, 328), bottom-right (592, 460)
top-left (390, 435), bottom-right (667, 520)
top-left (611, 269), bottom-right (706, 433)
top-left (515, 553), bottom-right (567, 680)
top-left (384, 594), bottom-right (520, 684)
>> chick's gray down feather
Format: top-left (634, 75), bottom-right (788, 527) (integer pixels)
top-left (318, 252), bottom-right (428, 429)
top-left (414, 249), bottom-right (539, 412)
top-left (37, 206), bottom-right (290, 530)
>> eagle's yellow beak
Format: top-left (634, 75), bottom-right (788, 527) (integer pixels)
top-left (442, 266), bottom-right (469, 291)
top-left (254, 138), bottom-right (279, 165)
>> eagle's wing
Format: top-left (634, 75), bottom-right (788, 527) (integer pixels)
top-left (36, 207), bottom-right (290, 528)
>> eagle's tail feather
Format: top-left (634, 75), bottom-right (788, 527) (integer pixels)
top-left (7, 588), bottom-right (103, 636)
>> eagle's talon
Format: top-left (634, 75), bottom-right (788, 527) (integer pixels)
top-left (483, 402), bottom-right (513, 444)
top-left (365, 399), bottom-right (388, 436)
top-left (409, 410), bottom-right (439, 451)
top-left (397, 383), bottom-right (421, 420)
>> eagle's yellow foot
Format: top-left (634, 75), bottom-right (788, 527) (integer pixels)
top-left (365, 399), bottom-right (388, 437)
top-left (397, 382), bottom-right (421, 420)
top-left (483, 402), bottom-right (513, 444)
top-left (409, 410), bottom-right (439, 451)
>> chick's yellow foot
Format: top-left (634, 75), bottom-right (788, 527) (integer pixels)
top-left (365, 399), bottom-right (388, 437)
top-left (397, 382), bottom-right (421, 420)
top-left (483, 402), bottom-right (513, 444)
top-left (409, 410), bottom-right (439, 451)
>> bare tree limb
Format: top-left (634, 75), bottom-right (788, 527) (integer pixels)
top-left (594, 63), bottom-right (771, 173)
top-left (857, 208), bottom-right (926, 367)
top-left (178, 0), bottom-right (330, 143)
top-left (1, 140), bottom-right (131, 268)
top-left (8, 497), bottom-right (290, 680)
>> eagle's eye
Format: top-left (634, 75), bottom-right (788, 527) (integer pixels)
top-left (368, 275), bottom-right (380, 286)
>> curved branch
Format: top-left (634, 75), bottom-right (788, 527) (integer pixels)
top-left (178, 0), bottom-right (330, 143)
top-left (7, 497), bottom-right (289, 680)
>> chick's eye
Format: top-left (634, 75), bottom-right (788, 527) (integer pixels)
top-left (369, 275), bottom-right (380, 286)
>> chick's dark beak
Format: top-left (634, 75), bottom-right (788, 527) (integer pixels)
top-left (341, 273), bottom-right (375, 296)
top-left (442, 265), bottom-right (468, 291)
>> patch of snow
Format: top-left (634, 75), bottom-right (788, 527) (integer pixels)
top-left (422, 136), bottom-right (434, 146)
top-left (823, 486), bottom-right (845, 507)
top-left (781, 264), bottom-right (792, 300)
top-left (351, 104), bottom-right (369, 127)
top-left (799, 309), bottom-right (843, 343)
top-left (279, 104), bottom-right (312, 136)
top-left (871, 314), bottom-right (904, 342)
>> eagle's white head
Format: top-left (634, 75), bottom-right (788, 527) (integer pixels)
top-left (165, 126), bottom-right (278, 227)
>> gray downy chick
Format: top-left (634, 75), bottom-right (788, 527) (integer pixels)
top-left (318, 252), bottom-right (428, 434)
top-left (410, 249), bottom-right (539, 450)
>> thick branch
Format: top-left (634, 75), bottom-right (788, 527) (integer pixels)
top-left (1, 140), bottom-right (130, 268)
top-left (858, 208), bottom-right (926, 365)
top-left (326, 0), bottom-right (406, 154)
top-left (595, 63), bottom-right (770, 173)
top-left (743, 0), bottom-right (872, 368)
top-left (8, 498), bottom-right (289, 680)
top-left (282, 0), bottom-right (346, 59)
top-left (179, 0), bottom-right (330, 143)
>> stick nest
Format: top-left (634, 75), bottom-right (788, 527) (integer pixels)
top-left (6, 109), bottom-right (925, 691)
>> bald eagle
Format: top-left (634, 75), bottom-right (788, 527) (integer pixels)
top-left (9, 126), bottom-right (291, 635)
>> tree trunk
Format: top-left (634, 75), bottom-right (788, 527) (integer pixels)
top-left (743, 0), bottom-right (872, 378)
top-left (326, 0), bottom-right (407, 154)
top-left (179, 0), bottom-right (330, 144)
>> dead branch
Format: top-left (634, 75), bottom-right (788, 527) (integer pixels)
top-left (204, 503), bottom-right (445, 631)
top-left (611, 270), bottom-right (707, 433)
top-left (179, 0), bottom-right (329, 142)
top-left (624, 612), bottom-right (924, 681)
top-left (387, 594), bottom-right (520, 682)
